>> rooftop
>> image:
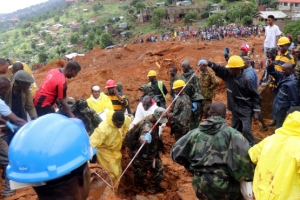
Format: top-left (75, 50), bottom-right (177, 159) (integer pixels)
top-left (253, 11), bottom-right (287, 19)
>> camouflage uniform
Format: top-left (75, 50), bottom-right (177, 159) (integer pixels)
top-left (126, 116), bottom-right (164, 192)
top-left (72, 98), bottom-right (102, 135)
top-left (170, 75), bottom-right (179, 99)
top-left (198, 69), bottom-right (219, 120)
top-left (294, 60), bottom-right (300, 91)
top-left (139, 84), bottom-right (160, 103)
top-left (180, 68), bottom-right (203, 130)
top-left (170, 93), bottom-right (192, 141)
top-left (171, 116), bottom-right (254, 200)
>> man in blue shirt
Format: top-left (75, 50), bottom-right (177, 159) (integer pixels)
top-left (242, 56), bottom-right (268, 131)
top-left (243, 56), bottom-right (258, 89)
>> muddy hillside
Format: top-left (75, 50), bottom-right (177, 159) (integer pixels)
top-left (5, 37), bottom-right (276, 200)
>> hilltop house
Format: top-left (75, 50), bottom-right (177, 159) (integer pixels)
top-left (52, 24), bottom-right (63, 31)
top-left (278, 0), bottom-right (300, 11)
top-left (253, 11), bottom-right (291, 30)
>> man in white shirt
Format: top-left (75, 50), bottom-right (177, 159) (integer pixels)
top-left (264, 15), bottom-right (282, 59)
top-left (131, 95), bottom-right (158, 129)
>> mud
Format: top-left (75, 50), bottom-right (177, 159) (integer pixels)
top-left (6, 36), bottom-right (275, 199)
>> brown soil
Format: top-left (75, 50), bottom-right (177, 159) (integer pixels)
top-left (6, 36), bottom-right (275, 199)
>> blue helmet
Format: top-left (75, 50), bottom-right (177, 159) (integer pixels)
top-left (7, 114), bottom-right (97, 183)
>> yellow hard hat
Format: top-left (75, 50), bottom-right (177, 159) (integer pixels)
top-left (226, 55), bottom-right (244, 68)
top-left (277, 37), bottom-right (290, 46)
top-left (147, 70), bottom-right (157, 77)
top-left (173, 80), bottom-right (185, 89)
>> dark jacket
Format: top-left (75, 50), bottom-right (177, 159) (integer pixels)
top-left (267, 65), bottom-right (299, 117)
top-left (4, 80), bottom-right (37, 121)
top-left (209, 62), bottom-right (261, 115)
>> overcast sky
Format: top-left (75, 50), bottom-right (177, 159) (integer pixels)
top-left (0, 0), bottom-right (48, 14)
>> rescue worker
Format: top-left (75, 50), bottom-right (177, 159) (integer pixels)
top-left (72, 98), bottom-right (102, 135)
top-left (90, 111), bottom-right (131, 185)
top-left (294, 46), bottom-right (300, 88)
top-left (116, 82), bottom-right (131, 114)
top-left (240, 44), bottom-right (255, 68)
top-left (168, 80), bottom-right (192, 141)
top-left (4, 70), bottom-right (37, 121)
top-left (86, 85), bottom-right (113, 114)
top-left (131, 95), bottom-right (158, 129)
top-left (243, 57), bottom-right (268, 131)
top-left (126, 107), bottom-right (167, 193)
top-left (180, 60), bottom-right (203, 130)
top-left (275, 36), bottom-right (295, 71)
top-left (0, 58), bottom-right (9, 75)
top-left (169, 66), bottom-right (179, 99)
top-left (10, 62), bottom-right (24, 80)
top-left (205, 56), bottom-right (261, 146)
top-left (7, 114), bottom-right (96, 200)
top-left (224, 46), bottom-right (230, 62)
top-left (198, 60), bottom-right (219, 120)
top-left (33, 61), bottom-right (81, 118)
top-left (147, 70), bottom-right (168, 108)
top-left (138, 84), bottom-right (158, 102)
top-left (249, 109), bottom-right (300, 200)
top-left (171, 102), bottom-right (254, 200)
top-left (105, 79), bottom-right (128, 113)
top-left (0, 76), bottom-right (27, 197)
top-left (267, 61), bottom-right (299, 128)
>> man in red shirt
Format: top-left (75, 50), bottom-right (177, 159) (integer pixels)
top-left (34, 61), bottom-right (81, 118)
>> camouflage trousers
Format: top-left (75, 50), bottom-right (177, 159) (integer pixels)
top-left (190, 102), bottom-right (201, 130)
top-left (132, 158), bottom-right (164, 189)
top-left (199, 100), bottom-right (212, 121)
top-left (171, 124), bottom-right (190, 141)
top-left (192, 172), bottom-right (243, 200)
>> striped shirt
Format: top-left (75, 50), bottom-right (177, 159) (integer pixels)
top-left (106, 93), bottom-right (128, 112)
top-left (274, 51), bottom-right (295, 72)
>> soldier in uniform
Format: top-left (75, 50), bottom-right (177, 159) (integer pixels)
top-left (180, 60), bottom-right (203, 130)
top-left (72, 98), bottom-right (102, 135)
top-left (171, 102), bottom-right (254, 200)
top-left (169, 66), bottom-right (179, 99)
top-left (198, 60), bottom-right (219, 120)
top-left (168, 80), bottom-right (192, 141)
top-left (126, 107), bottom-right (167, 193)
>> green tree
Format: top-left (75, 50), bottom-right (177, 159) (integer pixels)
top-left (152, 7), bottom-right (166, 27)
top-left (135, 2), bottom-right (146, 12)
top-left (41, 31), bottom-right (46, 38)
top-left (70, 32), bottom-right (80, 44)
top-left (130, 0), bottom-right (140, 6)
top-left (21, 44), bottom-right (27, 50)
top-left (54, 16), bottom-right (60, 23)
top-left (14, 31), bottom-right (19, 39)
top-left (92, 3), bottom-right (102, 13)
top-left (88, 32), bottom-right (95, 41)
top-left (85, 39), bottom-right (95, 50)
top-left (2, 50), bottom-right (8, 58)
top-left (31, 41), bottom-right (36, 49)
top-left (46, 34), bottom-right (53, 45)
top-left (225, 2), bottom-right (258, 23)
top-left (241, 16), bottom-right (253, 26)
top-left (80, 23), bottom-right (89, 35)
top-left (184, 10), bottom-right (198, 24)
top-left (207, 13), bottom-right (225, 26)
top-left (96, 28), bottom-right (103, 36)
top-left (100, 33), bottom-right (114, 49)
top-left (201, 11), bottom-right (209, 19)
top-left (38, 52), bottom-right (48, 63)
top-left (284, 19), bottom-right (300, 43)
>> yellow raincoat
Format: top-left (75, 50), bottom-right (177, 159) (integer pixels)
top-left (90, 111), bottom-right (131, 184)
top-left (248, 111), bottom-right (300, 200)
top-left (86, 93), bottom-right (114, 113)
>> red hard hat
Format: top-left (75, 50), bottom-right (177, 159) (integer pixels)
top-left (105, 79), bottom-right (117, 88)
top-left (240, 45), bottom-right (249, 53)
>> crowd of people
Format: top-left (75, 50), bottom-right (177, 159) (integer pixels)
top-left (0, 14), bottom-right (300, 200)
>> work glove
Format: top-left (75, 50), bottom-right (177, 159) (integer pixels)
top-left (192, 102), bottom-right (198, 112)
top-left (6, 121), bottom-right (19, 133)
top-left (144, 132), bottom-right (152, 144)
